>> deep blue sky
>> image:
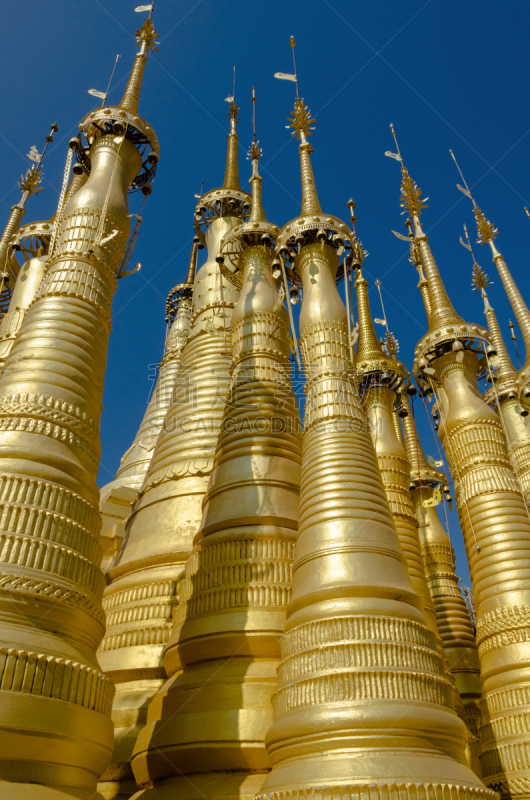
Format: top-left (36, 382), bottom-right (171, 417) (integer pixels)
top-left (2, 0), bottom-right (530, 583)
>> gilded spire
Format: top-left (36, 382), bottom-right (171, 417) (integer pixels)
top-left (400, 393), bottom-right (445, 485)
top-left (472, 262), bottom-right (517, 385)
top-left (474, 205), bottom-right (530, 356)
top-left (355, 266), bottom-right (387, 363)
top-left (184, 235), bottom-right (199, 285)
top-left (0, 22), bottom-right (148, 793)
top-left (119, 17), bottom-right (159, 115)
top-left (247, 92), bottom-right (266, 224)
top-left (389, 127), bottom-right (463, 332)
top-left (287, 97), bottom-right (322, 215)
top-left (401, 168), bottom-right (464, 330)
top-left (222, 101), bottom-right (240, 190)
top-left (449, 150), bottom-right (530, 360)
top-left (409, 233), bottom-right (433, 320)
top-left (248, 147), bottom-right (266, 223)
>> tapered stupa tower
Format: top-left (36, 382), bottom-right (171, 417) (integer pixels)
top-left (449, 152), bottom-right (530, 418)
top-left (469, 203), bottom-right (530, 405)
top-left (399, 392), bottom-right (483, 773)
top-left (96, 101), bottom-right (250, 800)
top-left (132, 115), bottom-right (303, 800)
top-left (355, 262), bottom-right (443, 644)
top-left (354, 265), bottom-right (472, 725)
top-left (395, 144), bottom-right (530, 798)
top-left (0, 15), bottom-right (158, 800)
top-left (471, 262), bottom-right (530, 506)
top-left (98, 238), bottom-right (199, 571)
top-left (254, 95), bottom-right (490, 800)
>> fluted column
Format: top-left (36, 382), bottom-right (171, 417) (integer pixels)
top-left (0, 132), bottom-right (142, 799)
top-left (131, 242), bottom-right (302, 799)
top-left (254, 240), bottom-right (490, 800)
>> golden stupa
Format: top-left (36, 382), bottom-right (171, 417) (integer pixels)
top-left (0, 10), bottom-right (530, 800)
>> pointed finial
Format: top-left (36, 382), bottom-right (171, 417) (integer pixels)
top-left (460, 222), bottom-right (491, 293)
top-left (18, 164), bottom-right (43, 197)
top-left (286, 97), bottom-right (321, 216)
top-left (19, 121), bottom-right (58, 199)
top-left (290, 36), bottom-right (300, 98)
top-left (471, 262), bottom-right (517, 385)
top-left (387, 127), bottom-right (463, 332)
top-left (248, 87), bottom-right (261, 165)
top-left (386, 126), bottom-right (429, 221)
top-left (355, 266), bottom-right (389, 365)
top-left (400, 394), bottom-right (445, 486)
top-left (461, 223), bottom-right (497, 316)
top-left (286, 98), bottom-right (316, 143)
top-left (346, 198), bottom-right (367, 273)
top-left (374, 279), bottom-right (390, 334)
top-left (223, 97), bottom-right (240, 191)
top-left (22, 120), bottom-right (57, 188)
top-left (135, 16), bottom-right (159, 55)
top-left (247, 89), bottom-right (266, 224)
top-left (185, 237), bottom-right (200, 286)
top-left (474, 206), bottom-right (499, 246)
top-left (165, 235), bottom-right (199, 324)
top-left (382, 330), bottom-right (400, 359)
top-left (449, 151), bottom-right (500, 246)
top-left (449, 150), bottom-right (477, 206)
top-left (451, 153), bottom-right (530, 361)
top-left (508, 319), bottom-right (522, 368)
top-left (228, 100), bottom-right (239, 131)
top-left (471, 262), bottom-right (492, 293)
top-left (273, 36), bottom-right (300, 97)
top-left (247, 87), bottom-right (263, 167)
top-left (118, 16), bottom-right (159, 115)
top-left (247, 140), bottom-right (262, 164)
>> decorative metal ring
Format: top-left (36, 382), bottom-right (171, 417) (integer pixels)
top-left (193, 188), bottom-right (251, 238)
top-left (77, 107), bottom-right (159, 193)
top-left (276, 213), bottom-right (354, 285)
top-left (165, 282), bottom-right (194, 324)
